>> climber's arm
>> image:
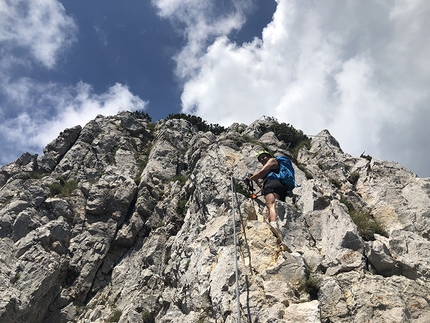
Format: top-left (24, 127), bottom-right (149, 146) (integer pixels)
top-left (249, 158), bottom-right (278, 181)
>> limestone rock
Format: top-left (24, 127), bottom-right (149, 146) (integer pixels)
top-left (0, 113), bottom-right (429, 323)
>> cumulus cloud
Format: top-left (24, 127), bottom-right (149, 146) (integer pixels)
top-left (0, 0), bottom-right (148, 165)
top-left (155, 0), bottom-right (430, 177)
top-left (152, 0), bottom-right (254, 78)
top-left (0, 0), bottom-right (77, 68)
top-left (0, 82), bottom-right (147, 164)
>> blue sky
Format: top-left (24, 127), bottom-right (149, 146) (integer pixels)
top-left (1, 0), bottom-right (429, 178)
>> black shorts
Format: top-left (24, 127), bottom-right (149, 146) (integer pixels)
top-left (263, 179), bottom-right (287, 201)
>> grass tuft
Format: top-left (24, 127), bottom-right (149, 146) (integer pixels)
top-left (48, 178), bottom-right (78, 197)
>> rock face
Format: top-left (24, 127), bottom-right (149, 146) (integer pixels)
top-left (1, 112), bottom-right (429, 323)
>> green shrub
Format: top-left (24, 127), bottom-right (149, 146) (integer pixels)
top-left (340, 197), bottom-right (387, 240)
top-left (235, 181), bottom-right (252, 198)
top-left (131, 110), bottom-right (152, 122)
top-left (303, 274), bottom-right (320, 300)
top-left (166, 113), bottom-right (225, 135)
top-left (170, 174), bottom-right (188, 187)
top-left (339, 197), bottom-right (354, 212)
top-left (26, 171), bottom-right (48, 180)
top-left (264, 122), bottom-right (311, 158)
top-left (349, 210), bottom-right (387, 240)
top-left (291, 139), bottom-right (312, 158)
top-left (108, 309), bottom-right (122, 322)
top-left (300, 266), bottom-right (320, 300)
top-left (48, 178), bottom-right (78, 197)
top-left (142, 311), bottom-right (155, 323)
top-left (298, 164), bottom-right (313, 179)
top-left (184, 259), bottom-right (191, 270)
top-left (176, 199), bottom-right (188, 215)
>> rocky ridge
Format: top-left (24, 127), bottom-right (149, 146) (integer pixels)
top-left (0, 111), bottom-right (430, 323)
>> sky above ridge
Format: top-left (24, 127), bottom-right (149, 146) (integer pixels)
top-left (0, 0), bottom-right (429, 177)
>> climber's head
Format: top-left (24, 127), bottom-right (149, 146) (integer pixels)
top-left (256, 150), bottom-right (273, 164)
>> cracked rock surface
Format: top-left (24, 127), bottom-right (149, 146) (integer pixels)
top-left (1, 112), bottom-right (429, 322)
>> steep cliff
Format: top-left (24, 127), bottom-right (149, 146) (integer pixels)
top-left (1, 112), bottom-right (429, 323)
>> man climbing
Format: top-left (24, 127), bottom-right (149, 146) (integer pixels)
top-left (248, 151), bottom-right (288, 229)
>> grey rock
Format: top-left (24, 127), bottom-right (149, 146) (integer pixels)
top-left (365, 234), bottom-right (399, 276)
top-left (37, 125), bottom-right (82, 173)
top-left (1, 113), bottom-right (429, 323)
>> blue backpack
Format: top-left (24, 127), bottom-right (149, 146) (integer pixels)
top-left (266, 156), bottom-right (296, 191)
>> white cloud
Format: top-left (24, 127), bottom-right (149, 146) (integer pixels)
top-left (0, 81), bottom-right (148, 163)
top-left (0, 0), bottom-right (148, 165)
top-left (0, 0), bottom-right (79, 117)
top-left (29, 82), bottom-right (148, 145)
top-left (152, 0), bottom-right (254, 78)
top-left (0, 0), bottom-right (77, 68)
top-left (156, 0), bottom-right (430, 177)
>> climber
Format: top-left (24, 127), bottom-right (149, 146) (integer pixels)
top-left (248, 150), bottom-right (288, 228)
